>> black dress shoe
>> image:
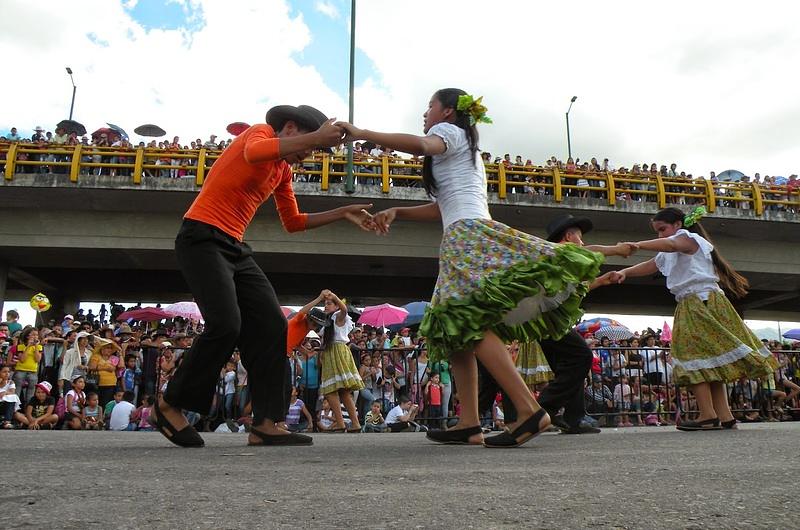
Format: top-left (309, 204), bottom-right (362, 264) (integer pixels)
top-left (248, 430), bottom-right (313, 446)
top-left (562, 422), bottom-right (601, 434)
top-left (426, 425), bottom-right (482, 445)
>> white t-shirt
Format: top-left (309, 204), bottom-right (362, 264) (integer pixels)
top-left (66, 389), bottom-right (85, 414)
top-left (427, 122), bottom-right (491, 228)
top-left (654, 229), bottom-right (719, 301)
top-left (385, 404), bottom-right (407, 424)
top-left (642, 348), bottom-right (666, 374)
top-left (330, 311), bottom-right (354, 344)
top-left (224, 371), bottom-right (236, 395)
top-left (109, 401), bottom-right (136, 430)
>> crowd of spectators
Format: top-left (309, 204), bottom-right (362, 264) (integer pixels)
top-left (3, 124), bottom-right (798, 214)
top-left (1, 303), bottom-right (798, 434)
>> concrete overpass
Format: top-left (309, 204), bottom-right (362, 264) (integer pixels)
top-left (1, 174), bottom-right (799, 321)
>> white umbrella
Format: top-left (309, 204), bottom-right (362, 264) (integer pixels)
top-left (164, 301), bottom-right (203, 321)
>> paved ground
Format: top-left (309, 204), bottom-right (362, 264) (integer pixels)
top-left (5, 423), bottom-right (798, 529)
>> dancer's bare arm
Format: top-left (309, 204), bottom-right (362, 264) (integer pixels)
top-left (367, 203), bottom-right (442, 235)
top-left (336, 122), bottom-right (447, 157)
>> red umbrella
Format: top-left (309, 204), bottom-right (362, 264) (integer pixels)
top-left (226, 122), bottom-right (250, 136)
top-left (117, 307), bottom-right (171, 322)
top-left (91, 127), bottom-right (121, 143)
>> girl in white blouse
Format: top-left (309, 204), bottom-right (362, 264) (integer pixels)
top-left (612, 207), bottom-right (776, 431)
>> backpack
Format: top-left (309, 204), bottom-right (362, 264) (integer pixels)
top-left (55, 396), bottom-right (66, 421)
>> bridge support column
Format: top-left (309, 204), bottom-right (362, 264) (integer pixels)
top-left (0, 261), bottom-right (7, 316)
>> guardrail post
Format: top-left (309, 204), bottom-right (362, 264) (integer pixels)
top-left (655, 174), bottom-right (667, 208)
top-left (69, 144), bottom-right (82, 182)
top-left (196, 149), bottom-right (207, 186)
top-left (321, 153), bottom-right (330, 191)
top-left (133, 147), bottom-right (144, 184)
top-left (752, 182), bottom-right (763, 216)
top-left (552, 167), bottom-right (563, 202)
top-left (381, 155), bottom-right (390, 193)
top-left (4, 143), bottom-right (17, 180)
top-left (606, 171), bottom-right (616, 206)
top-left (498, 162), bottom-right (507, 199)
top-left (703, 178), bottom-right (715, 213)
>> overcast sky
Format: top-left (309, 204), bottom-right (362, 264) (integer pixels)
top-left (2, 0), bottom-right (799, 178)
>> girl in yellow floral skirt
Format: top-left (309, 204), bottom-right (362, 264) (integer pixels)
top-left (337, 89), bottom-right (603, 447)
top-left (613, 207), bottom-right (776, 431)
top-left (319, 290), bottom-right (363, 433)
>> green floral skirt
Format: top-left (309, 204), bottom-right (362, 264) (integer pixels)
top-left (515, 341), bottom-right (554, 385)
top-left (420, 218), bottom-right (603, 362)
top-left (320, 342), bottom-right (364, 395)
top-left (671, 290), bottom-right (777, 385)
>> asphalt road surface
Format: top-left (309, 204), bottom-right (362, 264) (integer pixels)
top-left (6, 423), bottom-right (798, 529)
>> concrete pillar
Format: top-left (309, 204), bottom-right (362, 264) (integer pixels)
top-left (0, 261), bottom-right (7, 316)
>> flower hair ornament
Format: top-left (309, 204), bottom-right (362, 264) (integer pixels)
top-left (683, 206), bottom-right (707, 227)
top-left (456, 94), bottom-right (493, 126)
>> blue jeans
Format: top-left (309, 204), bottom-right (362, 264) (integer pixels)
top-left (223, 393), bottom-right (235, 419)
top-left (359, 388), bottom-right (377, 418)
top-left (236, 385), bottom-right (250, 416)
top-left (13, 371), bottom-right (38, 404)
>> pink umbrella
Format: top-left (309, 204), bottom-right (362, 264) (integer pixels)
top-left (164, 301), bottom-right (203, 321)
top-left (357, 303), bottom-right (408, 328)
top-left (117, 307), bottom-right (171, 322)
top-left (281, 306), bottom-right (295, 318)
top-left (661, 321), bottom-right (672, 342)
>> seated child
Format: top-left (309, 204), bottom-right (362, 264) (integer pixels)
top-left (363, 400), bottom-right (387, 433)
top-left (14, 381), bottom-right (58, 430)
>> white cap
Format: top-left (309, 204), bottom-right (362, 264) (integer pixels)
top-left (64, 314), bottom-right (74, 320)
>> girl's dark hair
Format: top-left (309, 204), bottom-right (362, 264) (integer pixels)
top-left (321, 313), bottom-right (336, 349)
top-left (422, 88), bottom-right (480, 197)
top-left (20, 326), bottom-right (37, 344)
top-left (652, 207), bottom-right (749, 298)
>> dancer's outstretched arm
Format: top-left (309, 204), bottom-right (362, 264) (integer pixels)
top-left (584, 242), bottom-right (637, 258)
top-left (336, 122), bottom-right (447, 157)
top-left (612, 258), bottom-right (659, 283)
top-left (623, 236), bottom-right (698, 254)
top-left (369, 203), bottom-right (442, 235)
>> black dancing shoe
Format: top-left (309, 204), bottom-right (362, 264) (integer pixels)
top-left (152, 400), bottom-right (205, 448)
top-left (676, 417), bottom-right (722, 431)
top-left (721, 419), bottom-right (738, 430)
top-left (248, 429), bottom-right (313, 446)
top-left (483, 408), bottom-right (551, 448)
top-left (426, 425), bottom-right (483, 445)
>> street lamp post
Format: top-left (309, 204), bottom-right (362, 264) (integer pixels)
top-left (66, 67), bottom-right (77, 120)
top-left (566, 95), bottom-right (577, 160)
top-left (344, 0), bottom-right (357, 194)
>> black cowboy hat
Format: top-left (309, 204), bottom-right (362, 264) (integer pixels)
top-left (546, 214), bottom-right (593, 243)
top-left (265, 104), bottom-right (330, 133)
top-left (307, 307), bottom-right (328, 328)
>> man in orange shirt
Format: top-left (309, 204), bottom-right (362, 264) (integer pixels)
top-left (156, 105), bottom-right (371, 448)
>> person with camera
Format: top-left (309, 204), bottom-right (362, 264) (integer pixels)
top-left (385, 395), bottom-right (425, 432)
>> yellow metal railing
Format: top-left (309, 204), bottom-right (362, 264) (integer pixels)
top-left (2, 142), bottom-right (798, 216)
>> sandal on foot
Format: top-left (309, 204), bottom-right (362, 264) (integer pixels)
top-left (248, 429), bottom-right (313, 446)
top-left (346, 428), bottom-right (362, 433)
top-left (483, 409), bottom-right (550, 448)
top-left (426, 425), bottom-right (483, 445)
top-left (152, 400), bottom-right (204, 448)
top-left (721, 419), bottom-right (738, 430)
top-left (676, 417), bottom-right (722, 431)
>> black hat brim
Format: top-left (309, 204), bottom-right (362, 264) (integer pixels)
top-left (265, 105), bottom-right (333, 153)
top-left (546, 216), bottom-right (593, 243)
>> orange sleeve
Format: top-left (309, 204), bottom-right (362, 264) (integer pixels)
top-left (243, 126), bottom-right (281, 164)
top-left (274, 165), bottom-right (308, 233)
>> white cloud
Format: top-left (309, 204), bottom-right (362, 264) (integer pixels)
top-left (314, 0), bottom-right (339, 20)
top-left (351, 0), bottom-right (800, 177)
top-left (0, 0), bottom-right (347, 144)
